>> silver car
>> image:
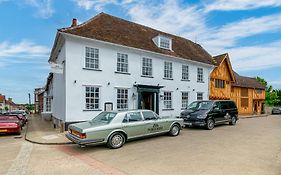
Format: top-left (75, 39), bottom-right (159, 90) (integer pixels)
top-left (66, 110), bottom-right (184, 149)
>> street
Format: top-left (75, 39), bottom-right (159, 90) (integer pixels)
top-left (1, 115), bottom-right (281, 175)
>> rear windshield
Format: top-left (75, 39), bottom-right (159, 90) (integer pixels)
top-left (92, 112), bottom-right (117, 124)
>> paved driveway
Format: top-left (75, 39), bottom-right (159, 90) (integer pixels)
top-left (1, 115), bottom-right (281, 175)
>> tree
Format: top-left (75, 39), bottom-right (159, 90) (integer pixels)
top-left (4, 106), bottom-right (8, 111)
top-left (256, 76), bottom-right (281, 106)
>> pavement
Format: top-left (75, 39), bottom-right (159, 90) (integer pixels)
top-left (25, 114), bottom-right (71, 144)
top-left (0, 114), bottom-right (280, 175)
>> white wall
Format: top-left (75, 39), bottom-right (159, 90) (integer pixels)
top-left (52, 44), bottom-right (66, 122)
top-left (62, 35), bottom-right (213, 122)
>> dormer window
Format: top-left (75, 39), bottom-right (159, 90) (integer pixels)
top-left (160, 37), bottom-right (171, 49)
top-left (153, 35), bottom-right (172, 50)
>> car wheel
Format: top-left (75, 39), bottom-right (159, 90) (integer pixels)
top-left (206, 118), bottom-right (215, 130)
top-left (107, 132), bottom-right (125, 149)
top-left (229, 116), bottom-right (237, 125)
top-left (169, 124), bottom-right (180, 136)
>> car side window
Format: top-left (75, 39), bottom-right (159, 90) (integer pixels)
top-left (142, 111), bottom-right (157, 120)
top-left (221, 102), bottom-right (229, 110)
top-left (123, 112), bottom-right (143, 123)
top-left (213, 102), bottom-right (221, 110)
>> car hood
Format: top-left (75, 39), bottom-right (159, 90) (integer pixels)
top-left (69, 121), bottom-right (107, 132)
top-left (181, 109), bottom-right (209, 118)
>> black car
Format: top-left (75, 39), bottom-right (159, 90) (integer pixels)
top-left (180, 100), bottom-right (238, 130)
top-left (272, 107), bottom-right (281, 114)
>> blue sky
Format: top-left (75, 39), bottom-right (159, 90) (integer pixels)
top-left (0, 0), bottom-right (281, 103)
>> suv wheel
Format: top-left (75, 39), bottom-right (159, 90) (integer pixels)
top-left (169, 124), bottom-right (180, 136)
top-left (229, 116), bottom-right (237, 125)
top-left (107, 132), bottom-right (125, 149)
top-left (206, 118), bottom-right (215, 130)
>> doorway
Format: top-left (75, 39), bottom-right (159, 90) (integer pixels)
top-left (141, 92), bottom-right (155, 111)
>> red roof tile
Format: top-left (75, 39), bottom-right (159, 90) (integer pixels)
top-left (59, 12), bottom-right (214, 65)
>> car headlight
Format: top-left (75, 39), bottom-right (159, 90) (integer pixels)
top-left (197, 114), bottom-right (207, 119)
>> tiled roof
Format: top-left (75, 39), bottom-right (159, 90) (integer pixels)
top-left (213, 53), bottom-right (228, 66)
top-left (59, 12), bottom-right (214, 65)
top-left (232, 72), bottom-right (266, 89)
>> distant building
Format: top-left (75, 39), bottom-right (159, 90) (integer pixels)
top-left (5, 98), bottom-right (17, 112)
top-left (209, 53), bottom-right (265, 115)
top-left (34, 88), bottom-right (44, 114)
top-left (47, 12), bottom-right (215, 130)
top-left (0, 94), bottom-right (6, 113)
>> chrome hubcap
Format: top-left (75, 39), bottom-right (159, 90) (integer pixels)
top-left (171, 126), bottom-right (179, 135)
top-left (112, 135), bottom-right (123, 147)
top-left (208, 120), bottom-right (214, 128)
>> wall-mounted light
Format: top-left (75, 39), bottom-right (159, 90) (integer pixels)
top-left (176, 88), bottom-right (179, 90)
top-left (193, 89), bottom-right (195, 91)
top-left (74, 80), bottom-right (77, 84)
top-left (107, 82), bottom-right (110, 85)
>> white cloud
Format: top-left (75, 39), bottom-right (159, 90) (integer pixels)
top-left (73, 0), bottom-right (135, 11)
top-left (128, 0), bottom-right (207, 40)
top-left (24, 0), bottom-right (54, 18)
top-left (227, 41), bottom-right (281, 71)
top-left (204, 0), bottom-right (281, 12)
top-left (0, 40), bottom-right (50, 58)
top-left (200, 13), bottom-right (281, 54)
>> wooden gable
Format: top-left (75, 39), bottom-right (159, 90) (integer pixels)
top-left (211, 54), bottom-right (235, 82)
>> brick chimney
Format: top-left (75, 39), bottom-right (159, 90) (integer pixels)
top-left (8, 98), bottom-right (12, 101)
top-left (71, 18), bottom-right (77, 27)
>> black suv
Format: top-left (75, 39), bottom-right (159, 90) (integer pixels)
top-left (180, 100), bottom-right (238, 130)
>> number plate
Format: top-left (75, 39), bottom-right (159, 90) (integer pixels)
top-left (0, 129), bottom-right (7, 132)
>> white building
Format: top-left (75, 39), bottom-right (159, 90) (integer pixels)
top-left (48, 13), bottom-right (215, 130)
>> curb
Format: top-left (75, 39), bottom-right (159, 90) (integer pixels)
top-left (239, 114), bottom-right (269, 119)
top-left (24, 120), bottom-right (74, 145)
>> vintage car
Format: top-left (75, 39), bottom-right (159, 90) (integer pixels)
top-left (66, 110), bottom-right (184, 149)
top-left (0, 115), bottom-right (22, 134)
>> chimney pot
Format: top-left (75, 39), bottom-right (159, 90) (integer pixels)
top-left (71, 18), bottom-right (77, 27)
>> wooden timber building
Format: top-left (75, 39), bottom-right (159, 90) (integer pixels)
top-left (209, 53), bottom-right (266, 115)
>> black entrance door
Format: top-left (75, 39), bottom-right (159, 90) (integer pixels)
top-left (141, 92), bottom-right (154, 111)
top-left (134, 84), bottom-right (164, 115)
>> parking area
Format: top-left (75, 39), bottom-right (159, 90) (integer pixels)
top-left (1, 115), bottom-right (281, 175)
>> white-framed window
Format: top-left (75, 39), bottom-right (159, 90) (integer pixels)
top-left (46, 97), bottom-right (51, 112)
top-left (197, 67), bottom-right (204, 82)
top-left (164, 92), bottom-right (172, 109)
top-left (197, 92), bottom-right (203, 101)
top-left (164, 62), bottom-right (173, 79)
top-left (85, 47), bottom-right (99, 69)
top-left (182, 65), bottom-right (189, 80)
top-left (159, 37), bottom-right (171, 49)
top-left (142, 57), bottom-right (152, 77)
top-left (117, 88), bottom-right (128, 110)
top-left (117, 53), bottom-right (128, 73)
top-left (181, 92), bottom-right (189, 109)
top-left (85, 86), bottom-right (100, 109)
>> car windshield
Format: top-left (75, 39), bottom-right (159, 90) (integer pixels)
top-left (92, 112), bottom-right (117, 124)
top-left (187, 101), bottom-right (213, 110)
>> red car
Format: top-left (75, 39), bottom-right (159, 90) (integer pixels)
top-left (0, 115), bottom-right (21, 134)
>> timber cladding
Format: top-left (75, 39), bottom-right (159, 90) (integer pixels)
top-left (210, 53), bottom-right (266, 115)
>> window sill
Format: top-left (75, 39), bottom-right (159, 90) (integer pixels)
top-left (115, 71), bottom-right (131, 75)
top-left (163, 78), bottom-right (173, 80)
top-left (83, 109), bottom-right (102, 111)
top-left (141, 75), bottom-right (154, 78)
top-left (83, 68), bottom-right (102, 71)
top-left (181, 79), bottom-right (190, 82)
top-left (197, 81), bottom-right (205, 83)
top-left (162, 108), bottom-right (174, 111)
